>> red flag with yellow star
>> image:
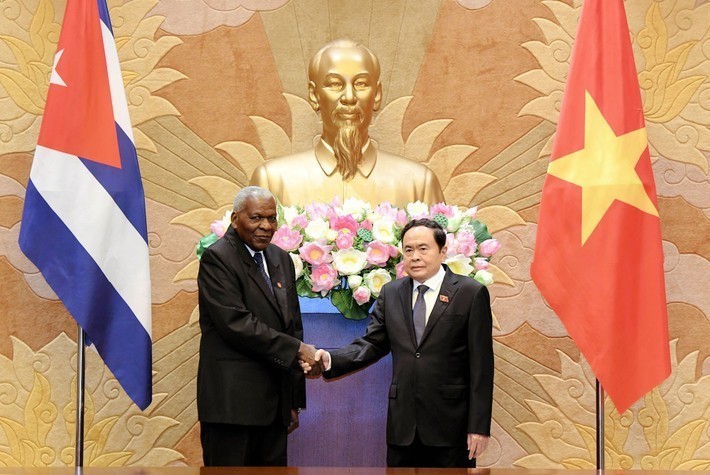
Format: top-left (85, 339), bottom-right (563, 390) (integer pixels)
top-left (530, 0), bottom-right (670, 413)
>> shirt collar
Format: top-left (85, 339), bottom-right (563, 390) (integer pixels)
top-left (315, 137), bottom-right (377, 178)
top-left (244, 244), bottom-right (260, 258)
top-left (413, 265), bottom-right (446, 293)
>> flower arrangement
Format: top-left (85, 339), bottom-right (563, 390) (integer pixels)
top-left (197, 198), bottom-right (501, 320)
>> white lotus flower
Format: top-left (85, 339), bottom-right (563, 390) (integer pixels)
top-left (290, 253), bottom-right (304, 279)
top-left (332, 249), bottom-right (368, 275)
top-left (305, 218), bottom-right (330, 240)
top-left (347, 275), bottom-right (363, 288)
top-left (445, 254), bottom-right (474, 276)
top-left (364, 268), bottom-right (392, 296)
top-left (372, 219), bottom-right (396, 244)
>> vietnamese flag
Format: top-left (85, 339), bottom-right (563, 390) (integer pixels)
top-left (530, 0), bottom-right (670, 413)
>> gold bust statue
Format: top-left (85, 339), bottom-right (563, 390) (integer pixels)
top-left (249, 39), bottom-right (445, 207)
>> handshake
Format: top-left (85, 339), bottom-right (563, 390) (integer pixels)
top-left (297, 343), bottom-right (331, 377)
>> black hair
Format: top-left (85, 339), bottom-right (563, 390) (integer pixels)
top-left (400, 218), bottom-right (446, 250)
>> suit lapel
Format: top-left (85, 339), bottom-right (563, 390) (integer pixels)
top-left (225, 228), bottom-right (281, 315)
top-left (399, 278), bottom-right (418, 348)
top-left (419, 270), bottom-right (460, 346)
top-left (265, 246), bottom-right (290, 325)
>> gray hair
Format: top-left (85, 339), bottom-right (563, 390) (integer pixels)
top-left (233, 186), bottom-right (275, 212)
top-left (308, 38), bottom-right (380, 82)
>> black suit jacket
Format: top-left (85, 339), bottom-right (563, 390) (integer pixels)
top-left (326, 268), bottom-right (493, 447)
top-left (197, 226), bottom-right (305, 427)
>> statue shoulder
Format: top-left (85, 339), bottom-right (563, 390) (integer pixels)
top-left (376, 149), bottom-right (434, 174)
top-left (250, 149), bottom-right (318, 184)
top-left (256, 150), bottom-right (317, 172)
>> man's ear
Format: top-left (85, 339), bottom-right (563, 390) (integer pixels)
top-left (308, 81), bottom-right (319, 112)
top-left (373, 81), bottom-right (383, 112)
top-left (230, 211), bottom-right (238, 229)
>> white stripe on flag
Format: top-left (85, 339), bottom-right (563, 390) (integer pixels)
top-left (31, 145), bottom-right (151, 336)
top-left (101, 21), bottom-right (134, 143)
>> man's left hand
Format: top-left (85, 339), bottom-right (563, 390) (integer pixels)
top-left (467, 433), bottom-right (489, 460)
top-left (288, 409), bottom-right (300, 434)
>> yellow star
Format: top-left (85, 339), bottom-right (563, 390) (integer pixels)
top-left (548, 91), bottom-right (658, 245)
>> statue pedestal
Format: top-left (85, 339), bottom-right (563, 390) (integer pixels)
top-left (288, 305), bottom-right (390, 467)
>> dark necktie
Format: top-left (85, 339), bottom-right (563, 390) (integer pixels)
top-left (413, 284), bottom-right (428, 345)
top-left (253, 252), bottom-right (274, 295)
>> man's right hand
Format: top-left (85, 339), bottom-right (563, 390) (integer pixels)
top-left (298, 342), bottom-right (317, 367)
top-left (299, 349), bottom-right (330, 377)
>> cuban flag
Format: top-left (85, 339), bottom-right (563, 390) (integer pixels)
top-left (19, 0), bottom-right (152, 410)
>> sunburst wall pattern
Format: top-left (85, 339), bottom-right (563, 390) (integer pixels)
top-left (0, 0), bottom-right (708, 468)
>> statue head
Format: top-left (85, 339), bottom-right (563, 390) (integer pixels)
top-left (308, 39), bottom-right (383, 180)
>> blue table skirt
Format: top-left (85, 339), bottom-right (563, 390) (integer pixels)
top-left (288, 297), bottom-right (390, 466)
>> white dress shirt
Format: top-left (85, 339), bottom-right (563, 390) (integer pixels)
top-left (411, 266), bottom-right (446, 325)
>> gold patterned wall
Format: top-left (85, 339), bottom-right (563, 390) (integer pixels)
top-left (1, 0), bottom-right (708, 468)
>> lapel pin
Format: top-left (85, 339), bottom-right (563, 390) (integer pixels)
top-left (277, 282), bottom-right (282, 288)
top-left (439, 295), bottom-right (449, 303)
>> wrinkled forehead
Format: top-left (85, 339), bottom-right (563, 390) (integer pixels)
top-left (317, 46), bottom-right (379, 80)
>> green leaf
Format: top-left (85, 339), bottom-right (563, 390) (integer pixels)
top-left (277, 203), bottom-right (287, 227)
top-left (196, 233), bottom-right (219, 260)
top-left (471, 219), bottom-right (492, 243)
top-left (296, 277), bottom-right (319, 298)
top-left (330, 289), bottom-right (370, 320)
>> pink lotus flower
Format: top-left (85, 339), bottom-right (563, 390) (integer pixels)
top-left (479, 238), bottom-right (501, 257)
top-left (474, 257), bottom-right (489, 271)
top-left (210, 220), bottom-right (227, 238)
top-left (396, 261), bottom-right (408, 279)
top-left (374, 202), bottom-right (398, 220)
top-left (299, 241), bottom-right (333, 266)
top-left (271, 226), bottom-right (303, 252)
top-left (330, 215), bottom-right (359, 235)
top-left (335, 231), bottom-right (355, 250)
top-left (329, 196), bottom-right (342, 208)
top-left (430, 202), bottom-right (455, 218)
top-left (388, 245), bottom-right (399, 258)
top-left (465, 206), bottom-right (478, 219)
top-left (360, 219), bottom-right (373, 231)
top-left (446, 233), bottom-right (458, 254)
top-left (455, 231), bottom-right (477, 257)
top-left (306, 202), bottom-right (331, 220)
top-left (395, 209), bottom-right (408, 227)
top-left (291, 214), bottom-right (308, 229)
top-left (366, 241), bottom-right (390, 267)
top-left (311, 264), bottom-right (338, 293)
top-left (352, 286), bottom-right (372, 305)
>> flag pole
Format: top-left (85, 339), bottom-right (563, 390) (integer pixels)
top-left (75, 325), bottom-right (86, 467)
top-left (596, 378), bottom-right (604, 470)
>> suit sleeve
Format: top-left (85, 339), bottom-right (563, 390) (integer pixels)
top-left (287, 255), bottom-right (307, 409)
top-left (467, 284), bottom-right (494, 435)
top-left (325, 289), bottom-right (391, 379)
top-left (198, 246), bottom-right (301, 371)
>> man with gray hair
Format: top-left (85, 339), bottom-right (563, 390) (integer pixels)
top-left (197, 186), bottom-right (318, 466)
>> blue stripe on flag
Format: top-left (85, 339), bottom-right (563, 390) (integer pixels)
top-left (81, 124), bottom-right (148, 240)
top-left (19, 181), bottom-right (152, 409)
top-left (97, 0), bottom-right (113, 33)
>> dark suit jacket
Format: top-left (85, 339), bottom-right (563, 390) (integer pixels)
top-left (326, 268), bottom-right (493, 447)
top-left (197, 226), bottom-right (305, 427)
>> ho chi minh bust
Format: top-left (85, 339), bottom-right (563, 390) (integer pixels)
top-left (249, 39), bottom-right (444, 208)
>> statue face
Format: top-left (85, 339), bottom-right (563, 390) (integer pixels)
top-left (309, 46), bottom-right (382, 144)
